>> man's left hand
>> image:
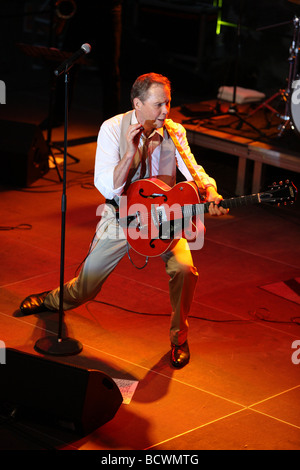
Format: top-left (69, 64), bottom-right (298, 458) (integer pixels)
top-left (206, 187), bottom-right (229, 216)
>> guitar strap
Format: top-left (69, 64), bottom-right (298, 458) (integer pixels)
top-left (164, 119), bottom-right (206, 191)
top-left (119, 111), bottom-right (176, 188)
top-left (119, 112), bottom-right (208, 192)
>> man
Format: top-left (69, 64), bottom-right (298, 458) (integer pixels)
top-left (20, 73), bottom-right (228, 368)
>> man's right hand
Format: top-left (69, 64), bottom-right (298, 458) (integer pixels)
top-left (125, 123), bottom-right (144, 157)
top-left (113, 123), bottom-right (144, 189)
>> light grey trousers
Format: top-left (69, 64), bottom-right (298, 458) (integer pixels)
top-left (44, 205), bottom-right (198, 345)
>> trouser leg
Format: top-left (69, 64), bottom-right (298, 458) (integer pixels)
top-left (44, 210), bottom-right (198, 346)
top-left (44, 210), bottom-right (127, 311)
top-left (161, 238), bottom-right (198, 346)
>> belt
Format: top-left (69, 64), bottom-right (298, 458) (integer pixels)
top-left (105, 198), bottom-right (119, 220)
top-left (105, 198), bottom-right (119, 209)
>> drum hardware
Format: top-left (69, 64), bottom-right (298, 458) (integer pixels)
top-left (212, 0), bottom-right (265, 138)
top-left (291, 76), bottom-right (300, 134)
top-left (248, 16), bottom-right (300, 138)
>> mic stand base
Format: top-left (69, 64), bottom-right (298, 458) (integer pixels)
top-left (228, 103), bottom-right (238, 114)
top-left (48, 144), bottom-right (63, 182)
top-left (213, 101), bottom-right (266, 138)
top-left (34, 335), bottom-right (83, 357)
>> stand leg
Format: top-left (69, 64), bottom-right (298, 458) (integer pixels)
top-left (249, 16), bottom-right (300, 138)
top-left (247, 91), bottom-right (283, 118)
top-left (48, 145), bottom-right (63, 182)
top-left (213, 1), bottom-right (266, 138)
top-left (229, 107), bottom-right (266, 137)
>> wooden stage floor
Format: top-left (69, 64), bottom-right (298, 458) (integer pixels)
top-left (0, 86), bottom-right (299, 452)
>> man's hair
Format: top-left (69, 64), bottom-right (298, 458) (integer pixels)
top-left (130, 73), bottom-right (171, 105)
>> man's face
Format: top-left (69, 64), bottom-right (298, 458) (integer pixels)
top-left (134, 84), bottom-right (171, 133)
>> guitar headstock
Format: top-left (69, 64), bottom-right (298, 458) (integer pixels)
top-left (259, 180), bottom-right (297, 205)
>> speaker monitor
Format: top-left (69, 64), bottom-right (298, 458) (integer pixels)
top-left (0, 348), bottom-right (123, 435)
top-left (0, 120), bottom-right (49, 187)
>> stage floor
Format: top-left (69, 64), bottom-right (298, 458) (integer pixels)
top-left (0, 83), bottom-right (300, 451)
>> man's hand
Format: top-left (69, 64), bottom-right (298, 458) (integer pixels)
top-left (113, 123), bottom-right (143, 189)
top-left (125, 123), bottom-right (144, 157)
top-left (206, 186), bottom-right (229, 216)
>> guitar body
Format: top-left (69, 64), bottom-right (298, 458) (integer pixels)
top-left (119, 178), bottom-right (204, 257)
top-left (119, 177), bottom-right (297, 257)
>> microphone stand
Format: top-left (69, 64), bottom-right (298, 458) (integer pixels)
top-left (246, 16), bottom-right (300, 138)
top-left (35, 68), bottom-right (83, 356)
top-left (213, 0), bottom-right (265, 138)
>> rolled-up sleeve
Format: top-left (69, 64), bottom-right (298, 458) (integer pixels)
top-left (175, 123), bottom-right (217, 189)
top-left (94, 115), bottom-right (125, 199)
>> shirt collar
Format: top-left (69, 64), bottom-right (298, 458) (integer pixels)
top-left (131, 110), bottom-right (165, 140)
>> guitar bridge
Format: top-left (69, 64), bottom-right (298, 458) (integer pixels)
top-left (152, 205), bottom-right (178, 240)
top-left (151, 204), bottom-right (167, 224)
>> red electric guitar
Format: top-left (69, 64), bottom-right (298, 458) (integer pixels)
top-left (118, 178), bottom-right (297, 257)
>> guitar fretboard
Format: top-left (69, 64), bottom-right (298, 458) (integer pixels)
top-left (183, 193), bottom-right (261, 217)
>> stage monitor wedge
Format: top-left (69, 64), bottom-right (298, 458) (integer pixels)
top-left (0, 348), bottom-right (123, 435)
top-left (0, 120), bottom-right (49, 187)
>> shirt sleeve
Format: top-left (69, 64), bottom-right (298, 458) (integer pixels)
top-left (174, 123), bottom-right (217, 190)
top-left (94, 115), bottom-right (126, 199)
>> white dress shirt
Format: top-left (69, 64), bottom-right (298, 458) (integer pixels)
top-left (94, 111), bottom-right (216, 200)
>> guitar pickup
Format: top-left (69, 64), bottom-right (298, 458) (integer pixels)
top-left (135, 210), bottom-right (143, 230)
top-left (151, 204), bottom-right (167, 226)
top-left (151, 204), bottom-right (176, 239)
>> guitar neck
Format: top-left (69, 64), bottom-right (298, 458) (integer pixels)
top-left (207, 193), bottom-right (260, 212)
top-left (189, 193), bottom-right (261, 216)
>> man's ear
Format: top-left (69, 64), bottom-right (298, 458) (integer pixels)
top-left (133, 97), bottom-right (142, 110)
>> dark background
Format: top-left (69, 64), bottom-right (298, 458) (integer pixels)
top-left (0, 0), bottom-right (299, 112)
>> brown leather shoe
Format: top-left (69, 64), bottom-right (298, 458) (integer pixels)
top-left (19, 291), bottom-right (52, 315)
top-left (170, 341), bottom-right (190, 368)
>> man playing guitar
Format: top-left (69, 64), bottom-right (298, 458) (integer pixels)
top-left (20, 73), bottom-right (228, 369)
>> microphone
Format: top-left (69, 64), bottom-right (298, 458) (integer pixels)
top-left (54, 43), bottom-right (91, 77)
